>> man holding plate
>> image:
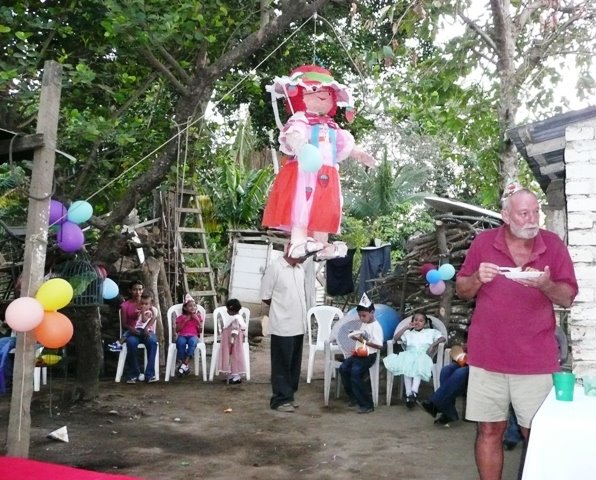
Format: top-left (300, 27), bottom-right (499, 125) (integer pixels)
top-left (455, 183), bottom-right (578, 480)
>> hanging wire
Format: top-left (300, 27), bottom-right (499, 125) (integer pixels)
top-left (312, 12), bottom-right (318, 64)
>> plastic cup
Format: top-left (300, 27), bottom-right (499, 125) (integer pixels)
top-left (582, 375), bottom-right (596, 397)
top-left (552, 371), bottom-right (576, 401)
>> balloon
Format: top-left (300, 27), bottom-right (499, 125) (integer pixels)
top-left (439, 263), bottom-right (456, 281)
top-left (57, 221), bottom-right (85, 253)
top-left (35, 278), bottom-right (74, 311)
top-left (49, 199), bottom-right (67, 225)
top-left (420, 263), bottom-right (435, 279)
top-left (34, 311), bottom-right (73, 348)
top-left (67, 200), bottom-right (93, 224)
top-left (426, 269), bottom-right (441, 284)
top-left (297, 144), bottom-right (323, 172)
top-left (429, 280), bottom-right (446, 295)
top-left (40, 354), bottom-right (62, 366)
top-left (5, 297), bottom-right (44, 332)
top-left (102, 278), bottom-right (119, 300)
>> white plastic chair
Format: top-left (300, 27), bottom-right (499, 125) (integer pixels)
top-left (114, 311), bottom-right (160, 383)
top-left (385, 315), bottom-right (447, 406)
top-left (164, 303), bottom-right (207, 381)
top-left (209, 306), bottom-right (251, 381)
top-left (323, 314), bottom-right (380, 408)
top-left (306, 306), bottom-right (343, 383)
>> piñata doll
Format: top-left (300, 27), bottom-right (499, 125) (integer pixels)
top-left (263, 65), bottom-right (375, 260)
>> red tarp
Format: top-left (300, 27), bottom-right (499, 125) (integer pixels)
top-left (0, 457), bottom-right (143, 479)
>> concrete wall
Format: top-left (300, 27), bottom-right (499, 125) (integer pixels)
top-left (565, 119), bottom-right (596, 375)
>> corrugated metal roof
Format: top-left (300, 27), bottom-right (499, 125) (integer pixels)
top-left (507, 105), bottom-right (596, 192)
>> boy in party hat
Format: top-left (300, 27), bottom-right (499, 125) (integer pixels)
top-left (339, 293), bottom-right (383, 413)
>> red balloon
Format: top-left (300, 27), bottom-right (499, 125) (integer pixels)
top-left (34, 311), bottom-right (73, 349)
top-left (420, 263), bottom-right (435, 279)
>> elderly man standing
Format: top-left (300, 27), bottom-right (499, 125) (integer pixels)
top-left (261, 248), bottom-right (307, 413)
top-left (456, 184), bottom-right (577, 480)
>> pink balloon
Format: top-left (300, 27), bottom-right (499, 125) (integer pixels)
top-left (57, 221), bottom-right (85, 253)
top-left (429, 280), bottom-right (446, 296)
top-left (5, 297), bottom-right (44, 332)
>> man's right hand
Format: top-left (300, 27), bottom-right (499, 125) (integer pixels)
top-left (477, 262), bottom-right (500, 283)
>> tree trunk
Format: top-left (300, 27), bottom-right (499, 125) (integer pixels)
top-left (70, 306), bottom-right (103, 401)
top-left (490, 0), bottom-right (521, 187)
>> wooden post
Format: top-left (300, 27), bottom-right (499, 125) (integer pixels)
top-left (435, 220), bottom-right (453, 329)
top-left (7, 61), bottom-right (62, 457)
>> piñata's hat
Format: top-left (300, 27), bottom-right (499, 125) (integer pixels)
top-left (267, 64), bottom-right (354, 111)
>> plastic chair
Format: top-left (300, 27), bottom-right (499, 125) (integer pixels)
top-left (306, 306), bottom-right (343, 383)
top-left (114, 311), bottom-right (160, 383)
top-left (164, 303), bottom-right (207, 381)
top-left (323, 315), bottom-right (380, 408)
top-left (385, 315), bottom-right (447, 406)
top-left (209, 306), bottom-right (251, 381)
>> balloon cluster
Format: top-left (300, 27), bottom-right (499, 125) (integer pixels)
top-left (420, 263), bottom-right (456, 296)
top-left (49, 199), bottom-right (93, 253)
top-left (5, 278), bottom-right (74, 348)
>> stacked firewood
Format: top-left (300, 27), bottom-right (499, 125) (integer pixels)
top-left (370, 212), bottom-right (502, 345)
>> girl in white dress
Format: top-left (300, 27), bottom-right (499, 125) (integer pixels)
top-left (383, 312), bottom-right (446, 408)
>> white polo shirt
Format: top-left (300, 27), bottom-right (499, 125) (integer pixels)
top-left (260, 256), bottom-right (307, 337)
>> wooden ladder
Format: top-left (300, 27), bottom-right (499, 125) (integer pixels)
top-left (173, 188), bottom-right (218, 310)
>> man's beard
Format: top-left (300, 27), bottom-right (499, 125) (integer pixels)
top-left (510, 223), bottom-right (539, 239)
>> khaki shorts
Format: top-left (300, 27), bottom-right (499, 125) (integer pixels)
top-left (465, 366), bottom-right (552, 428)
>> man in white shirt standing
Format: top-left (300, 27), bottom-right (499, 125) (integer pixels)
top-left (261, 248), bottom-right (307, 413)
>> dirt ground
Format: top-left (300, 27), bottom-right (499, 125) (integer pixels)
top-left (0, 338), bottom-right (523, 480)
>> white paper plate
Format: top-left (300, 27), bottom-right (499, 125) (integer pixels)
top-left (503, 271), bottom-right (543, 279)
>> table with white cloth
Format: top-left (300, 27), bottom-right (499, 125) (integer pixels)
top-left (522, 385), bottom-right (596, 480)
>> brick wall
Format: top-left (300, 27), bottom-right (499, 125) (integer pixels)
top-left (566, 119), bottom-right (596, 375)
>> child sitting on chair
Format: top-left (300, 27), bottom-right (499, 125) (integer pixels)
top-left (109, 291), bottom-right (157, 353)
top-left (383, 311), bottom-right (446, 408)
top-left (175, 294), bottom-right (203, 376)
top-left (217, 298), bottom-right (247, 384)
top-left (339, 293), bottom-right (383, 414)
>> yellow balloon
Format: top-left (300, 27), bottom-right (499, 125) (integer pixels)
top-left (40, 354), bottom-right (62, 366)
top-left (35, 278), bottom-right (74, 311)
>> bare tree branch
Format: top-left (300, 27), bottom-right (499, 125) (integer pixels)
top-left (139, 46), bottom-right (190, 96)
top-left (149, 37), bottom-right (193, 85)
top-left (458, 12), bottom-right (497, 52)
top-left (514, 0), bottom-right (545, 35)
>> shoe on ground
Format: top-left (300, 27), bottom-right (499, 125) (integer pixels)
top-left (228, 378), bottom-right (242, 385)
top-left (147, 376), bottom-right (158, 383)
top-left (177, 364), bottom-right (190, 376)
top-left (137, 373), bottom-right (145, 382)
top-left (358, 407), bottom-right (374, 414)
top-left (434, 413), bottom-right (451, 427)
top-left (406, 394), bottom-right (417, 409)
top-left (419, 400), bottom-right (438, 417)
top-left (503, 441), bottom-right (518, 451)
top-left (108, 341), bottom-right (122, 352)
top-left (126, 377), bottom-right (137, 384)
top-left (275, 403), bottom-right (295, 413)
